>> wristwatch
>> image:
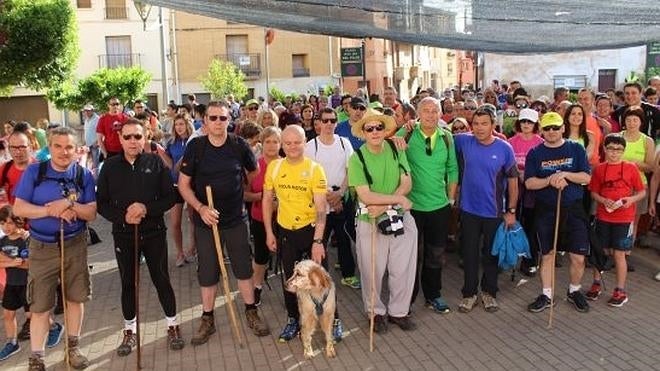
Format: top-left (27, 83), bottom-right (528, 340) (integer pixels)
top-left (312, 238), bottom-right (324, 245)
top-left (506, 208), bottom-right (516, 214)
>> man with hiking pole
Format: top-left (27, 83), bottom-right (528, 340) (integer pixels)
top-left (13, 127), bottom-right (97, 370)
top-left (524, 112), bottom-right (592, 314)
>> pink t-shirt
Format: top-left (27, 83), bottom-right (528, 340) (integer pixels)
top-left (508, 133), bottom-right (544, 171)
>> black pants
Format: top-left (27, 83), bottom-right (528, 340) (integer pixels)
top-left (411, 206), bottom-right (450, 302)
top-left (114, 231), bottom-right (176, 320)
top-left (322, 210), bottom-right (355, 278)
top-left (460, 211), bottom-right (501, 298)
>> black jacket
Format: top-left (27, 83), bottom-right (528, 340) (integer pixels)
top-left (97, 152), bottom-right (175, 235)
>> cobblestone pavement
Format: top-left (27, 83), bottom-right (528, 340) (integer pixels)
top-left (2, 216), bottom-right (659, 370)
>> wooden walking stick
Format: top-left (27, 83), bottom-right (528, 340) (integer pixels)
top-left (547, 188), bottom-right (562, 329)
top-left (60, 220), bottom-right (71, 371)
top-left (205, 186), bottom-right (244, 347)
top-left (134, 225), bottom-right (142, 369)
top-left (369, 218), bottom-right (376, 352)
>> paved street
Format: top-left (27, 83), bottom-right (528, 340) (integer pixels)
top-left (2, 215), bottom-right (660, 370)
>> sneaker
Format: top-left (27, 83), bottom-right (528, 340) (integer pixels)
top-left (527, 294), bottom-right (554, 313)
top-left (340, 276), bottom-right (361, 289)
top-left (116, 330), bottom-right (137, 356)
top-left (67, 340), bottom-right (90, 370)
top-left (567, 290), bottom-right (590, 313)
top-left (458, 295), bottom-right (478, 313)
top-left (46, 322), bottom-right (63, 348)
top-left (254, 287), bottom-right (263, 307)
top-left (332, 318), bottom-right (343, 343)
top-left (175, 255), bottom-right (186, 267)
top-left (278, 317), bottom-right (300, 342)
top-left (585, 282), bottom-right (602, 301)
top-left (425, 297), bottom-right (450, 314)
top-left (481, 292), bottom-right (499, 313)
top-left (245, 308), bottom-right (270, 336)
top-left (372, 314), bottom-right (388, 334)
top-left (0, 342), bottom-right (21, 361)
top-left (28, 355), bottom-right (45, 371)
top-left (167, 325), bottom-right (185, 350)
top-left (607, 289), bottom-right (629, 307)
top-left (191, 314), bottom-right (216, 346)
top-left (17, 319), bottom-right (30, 341)
top-left (388, 315), bottom-right (417, 331)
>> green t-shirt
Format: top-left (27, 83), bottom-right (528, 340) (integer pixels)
top-left (396, 124), bottom-right (459, 211)
top-left (348, 141), bottom-right (410, 222)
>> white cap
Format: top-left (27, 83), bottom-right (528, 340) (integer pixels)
top-left (83, 104), bottom-right (94, 111)
top-left (518, 108), bottom-right (538, 123)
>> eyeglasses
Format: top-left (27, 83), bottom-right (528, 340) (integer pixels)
top-left (542, 125), bottom-right (562, 131)
top-left (352, 105), bottom-right (367, 111)
top-left (207, 115), bottom-right (229, 122)
top-left (605, 146), bottom-right (625, 152)
top-left (363, 123), bottom-right (385, 133)
top-left (515, 103), bottom-right (528, 109)
top-left (9, 145), bottom-right (29, 151)
top-left (109, 102), bottom-right (120, 106)
top-left (321, 118), bottom-right (338, 124)
top-left (248, 106), bottom-right (259, 111)
top-left (122, 134), bottom-right (143, 140)
top-left (425, 137), bottom-right (432, 156)
top-left (452, 125), bottom-right (467, 131)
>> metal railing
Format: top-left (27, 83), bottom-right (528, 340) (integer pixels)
top-left (292, 67), bottom-right (310, 77)
top-left (104, 7), bottom-right (128, 19)
top-left (216, 53), bottom-right (261, 79)
top-left (98, 53), bottom-right (141, 69)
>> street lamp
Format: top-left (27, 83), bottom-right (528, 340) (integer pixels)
top-left (133, 0), bottom-right (153, 31)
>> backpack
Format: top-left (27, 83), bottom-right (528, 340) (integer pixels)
top-left (312, 135), bottom-right (346, 157)
top-left (354, 138), bottom-right (408, 185)
top-left (35, 161), bottom-right (85, 191)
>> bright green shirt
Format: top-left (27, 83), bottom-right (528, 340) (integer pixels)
top-left (348, 141), bottom-right (410, 221)
top-left (396, 124), bottom-right (459, 211)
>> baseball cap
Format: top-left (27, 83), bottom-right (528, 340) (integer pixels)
top-left (83, 104), bottom-right (94, 111)
top-left (539, 112), bottom-right (563, 128)
top-left (350, 97), bottom-right (367, 108)
top-left (245, 98), bottom-right (259, 107)
top-left (518, 108), bottom-right (539, 123)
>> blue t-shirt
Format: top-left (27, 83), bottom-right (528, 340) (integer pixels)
top-left (14, 162), bottom-right (96, 243)
top-left (335, 120), bottom-right (364, 150)
top-left (1, 236), bottom-right (28, 285)
top-left (524, 140), bottom-right (590, 206)
top-left (454, 134), bottom-right (518, 218)
top-left (166, 138), bottom-right (187, 182)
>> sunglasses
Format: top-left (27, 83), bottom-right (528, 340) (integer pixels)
top-left (352, 105), bottom-right (367, 111)
top-left (122, 134), bottom-right (144, 140)
top-left (425, 137), bottom-right (432, 156)
top-left (207, 115), bottom-right (229, 122)
top-left (363, 123), bottom-right (385, 133)
top-left (109, 102), bottom-right (120, 106)
top-left (452, 125), bottom-right (467, 131)
top-left (515, 103), bottom-right (528, 109)
top-left (519, 119), bottom-right (535, 124)
top-left (248, 106), bottom-right (259, 111)
top-left (321, 118), bottom-right (338, 124)
top-left (542, 125), bottom-right (562, 131)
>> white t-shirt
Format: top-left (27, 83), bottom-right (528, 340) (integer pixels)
top-left (304, 135), bottom-right (354, 212)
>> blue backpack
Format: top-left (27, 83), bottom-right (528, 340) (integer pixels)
top-left (491, 221), bottom-right (531, 271)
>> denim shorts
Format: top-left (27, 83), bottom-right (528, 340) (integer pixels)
top-left (594, 220), bottom-right (634, 251)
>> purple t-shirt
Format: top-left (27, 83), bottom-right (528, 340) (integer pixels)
top-left (508, 133), bottom-right (544, 171)
top-left (454, 134), bottom-right (518, 218)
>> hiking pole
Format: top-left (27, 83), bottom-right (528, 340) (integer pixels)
top-left (134, 225), bottom-right (142, 369)
top-left (547, 188), bottom-right (562, 329)
top-left (60, 220), bottom-right (71, 371)
top-left (369, 218), bottom-right (376, 352)
top-left (205, 186), bottom-right (244, 348)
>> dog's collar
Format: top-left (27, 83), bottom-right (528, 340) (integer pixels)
top-left (311, 291), bottom-right (330, 316)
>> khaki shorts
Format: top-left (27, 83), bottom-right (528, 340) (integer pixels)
top-left (27, 232), bottom-right (91, 313)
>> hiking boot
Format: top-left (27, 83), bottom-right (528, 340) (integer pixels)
top-left (372, 314), bottom-right (388, 334)
top-left (332, 318), bottom-right (343, 343)
top-left (254, 287), bottom-right (263, 307)
top-left (245, 308), bottom-right (270, 337)
top-left (388, 315), bottom-right (417, 331)
top-left (46, 322), bottom-right (63, 348)
top-left (527, 294), bottom-right (554, 313)
top-left (425, 297), bottom-right (450, 314)
top-left (607, 288), bottom-right (629, 307)
top-left (585, 282), bottom-right (602, 301)
top-left (0, 342), bottom-right (21, 361)
top-left (458, 295), bottom-right (478, 313)
top-left (116, 330), bottom-right (137, 356)
top-left (567, 290), bottom-right (590, 313)
top-left (17, 319), bottom-right (31, 341)
top-left (67, 338), bottom-right (90, 369)
top-left (278, 317), bottom-right (300, 342)
top-left (167, 325), bottom-right (185, 350)
top-left (340, 276), bottom-right (361, 289)
top-left (481, 292), bottom-right (499, 313)
top-left (28, 355), bottom-right (45, 371)
top-left (191, 315), bottom-right (216, 346)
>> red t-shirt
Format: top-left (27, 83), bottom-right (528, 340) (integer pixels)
top-left (96, 113), bottom-right (129, 153)
top-left (589, 161), bottom-right (645, 223)
top-left (249, 157), bottom-right (268, 222)
top-left (0, 161), bottom-right (29, 205)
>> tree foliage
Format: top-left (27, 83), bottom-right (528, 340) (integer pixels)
top-left (47, 67), bottom-right (152, 112)
top-left (200, 59), bottom-right (248, 100)
top-left (0, 0), bottom-right (79, 91)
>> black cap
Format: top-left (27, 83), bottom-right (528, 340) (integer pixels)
top-left (350, 97), bottom-right (366, 107)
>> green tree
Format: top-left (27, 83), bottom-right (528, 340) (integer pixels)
top-left (47, 67), bottom-right (152, 112)
top-left (0, 0), bottom-right (79, 92)
top-left (200, 59), bottom-right (248, 100)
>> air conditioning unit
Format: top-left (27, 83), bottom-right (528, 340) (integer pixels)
top-left (394, 66), bottom-right (409, 80)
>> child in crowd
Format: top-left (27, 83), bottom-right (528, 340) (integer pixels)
top-left (586, 134), bottom-right (646, 307)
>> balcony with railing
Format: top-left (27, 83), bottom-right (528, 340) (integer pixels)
top-left (98, 53), bottom-right (141, 69)
top-left (292, 67), bottom-right (310, 78)
top-left (105, 7), bottom-right (128, 19)
top-left (216, 53), bottom-right (261, 80)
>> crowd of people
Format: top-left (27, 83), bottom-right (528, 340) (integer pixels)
top-left (0, 75), bottom-right (659, 369)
